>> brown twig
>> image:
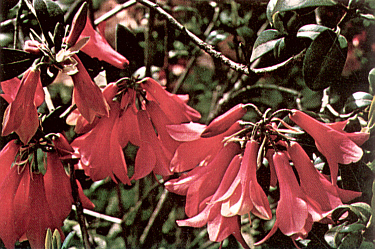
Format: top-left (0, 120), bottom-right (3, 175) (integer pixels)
top-left (94, 0), bottom-right (137, 26)
top-left (137, 0), bottom-right (250, 75)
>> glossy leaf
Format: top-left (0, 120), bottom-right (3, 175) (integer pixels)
top-left (369, 68), bottom-right (375, 95)
top-left (0, 47), bottom-right (38, 81)
top-left (297, 24), bottom-right (331, 40)
top-left (33, 0), bottom-right (64, 45)
top-left (344, 92), bottom-right (373, 113)
top-left (269, 0), bottom-right (337, 24)
top-left (250, 29), bottom-right (284, 63)
top-left (302, 30), bottom-right (348, 91)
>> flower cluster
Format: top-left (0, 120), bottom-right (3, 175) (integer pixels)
top-left (0, 135), bottom-right (93, 249)
top-left (165, 106), bottom-right (368, 246)
top-left (71, 77), bottom-right (201, 183)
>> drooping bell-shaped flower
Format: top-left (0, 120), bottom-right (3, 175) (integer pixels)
top-left (70, 55), bottom-right (110, 124)
top-left (140, 78), bottom-right (201, 123)
top-left (287, 141), bottom-right (361, 222)
top-left (2, 68), bottom-right (44, 144)
top-left (71, 98), bottom-right (130, 184)
top-left (289, 110), bottom-right (369, 185)
top-left (217, 140), bottom-right (272, 220)
top-left (132, 110), bottom-right (173, 180)
top-left (0, 137), bottom-right (94, 248)
top-left (168, 121), bottom-right (242, 172)
top-left (168, 144), bottom-right (248, 247)
top-left (256, 152), bottom-right (313, 245)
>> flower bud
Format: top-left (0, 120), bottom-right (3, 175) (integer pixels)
top-left (201, 104), bottom-right (247, 138)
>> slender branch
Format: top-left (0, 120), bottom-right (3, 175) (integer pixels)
top-left (94, 0), bottom-right (137, 26)
top-left (139, 189), bottom-right (169, 245)
top-left (137, 0), bottom-right (250, 75)
top-left (145, 0), bottom-right (155, 77)
top-left (69, 162), bottom-right (92, 249)
top-left (71, 205), bottom-right (122, 224)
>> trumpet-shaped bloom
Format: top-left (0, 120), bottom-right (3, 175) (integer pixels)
top-left (289, 110), bottom-right (370, 185)
top-left (256, 152), bottom-right (314, 245)
top-left (217, 140), bottom-right (272, 220)
top-left (2, 68), bottom-right (44, 144)
top-left (71, 55), bottom-right (110, 124)
top-left (168, 144), bottom-right (249, 247)
top-left (76, 14), bottom-right (129, 69)
top-left (140, 78), bottom-right (201, 123)
top-left (71, 100), bottom-right (131, 184)
top-left (132, 110), bottom-right (173, 180)
top-left (287, 142), bottom-right (361, 222)
top-left (168, 121), bottom-right (242, 172)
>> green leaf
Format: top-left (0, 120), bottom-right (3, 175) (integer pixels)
top-left (302, 29), bottom-right (348, 91)
top-left (61, 231), bottom-right (75, 249)
top-left (338, 232), bottom-right (363, 249)
top-left (369, 68), bottom-right (375, 95)
top-left (33, 0), bottom-right (64, 45)
top-left (250, 29), bottom-right (284, 62)
top-left (297, 24), bottom-right (332, 40)
top-left (325, 223), bottom-right (346, 248)
top-left (344, 92), bottom-right (373, 112)
top-left (339, 223), bottom-right (366, 233)
top-left (270, 0), bottom-right (337, 22)
top-left (368, 96), bottom-right (375, 130)
top-left (351, 202), bottom-right (373, 224)
top-left (0, 47), bottom-right (38, 81)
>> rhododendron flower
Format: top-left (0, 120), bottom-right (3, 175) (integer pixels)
top-left (287, 142), bottom-right (361, 222)
top-left (71, 84), bottom-right (131, 184)
top-left (201, 103), bottom-right (248, 138)
top-left (289, 110), bottom-right (370, 185)
top-left (167, 144), bottom-right (249, 247)
top-left (71, 77), bottom-right (201, 182)
top-left (62, 2), bottom-right (129, 69)
top-left (256, 152), bottom-right (314, 245)
top-left (70, 55), bottom-right (110, 123)
top-left (2, 68), bottom-right (44, 144)
top-left (167, 121), bottom-right (242, 172)
top-left (0, 137), bottom-right (93, 249)
top-left (166, 142), bottom-right (241, 217)
top-left (217, 140), bottom-right (272, 220)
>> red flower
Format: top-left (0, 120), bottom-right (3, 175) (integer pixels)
top-left (70, 55), bottom-right (110, 124)
top-left (71, 99), bottom-right (131, 184)
top-left (140, 78), bottom-right (201, 123)
top-left (289, 110), bottom-right (369, 185)
top-left (2, 68), bottom-right (44, 144)
top-left (132, 110), bottom-right (173, 180)
top-left (201, 103), bottom-right (248, 138)
top-left (167, 143), bottom-right (249, 246)
top-left (168, 121), bottom-right (242, 172)
top-left (0, 138), bottom-right (93, 248)
top-left (76, 15), bottom-right (128, 69)
top-left (287, 142), bottom-right (361, 222)
top-left (216, 140), bottom-right (272, 220)
top-left (256, 152), bottom-right (314, 245)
